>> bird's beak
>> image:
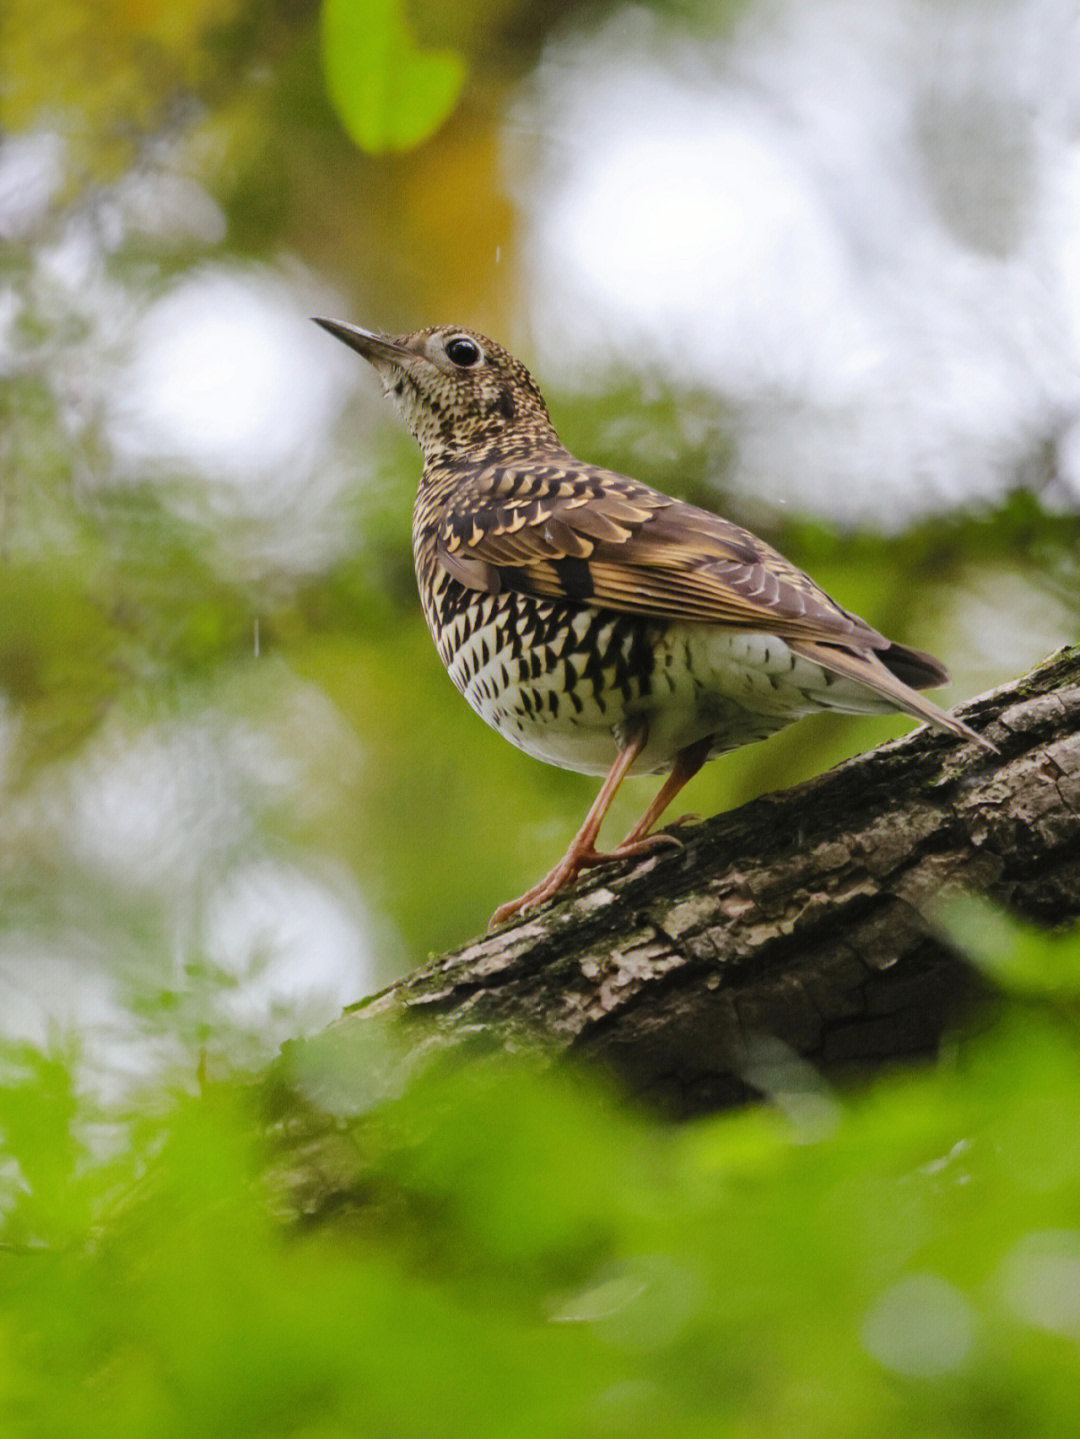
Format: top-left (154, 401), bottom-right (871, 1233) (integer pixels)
top-left (312, 318), bottom-right (412, 366)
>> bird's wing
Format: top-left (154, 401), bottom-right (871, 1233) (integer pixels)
top-left (435, 458), bottom-right (880, 646)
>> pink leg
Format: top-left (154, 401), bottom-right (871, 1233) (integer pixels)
top-left (490, 726), bottom-right (648, 927)
top-left (490, 733), bottom-right (711, 928)
top-left (614, 735), bottom-right (712, 848)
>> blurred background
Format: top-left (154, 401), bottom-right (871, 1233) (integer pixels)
top-left (3, 0), bottom-right (1080, 1089)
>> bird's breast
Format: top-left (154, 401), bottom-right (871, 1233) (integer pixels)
top-left (422, 571), bottom-right (661, 773)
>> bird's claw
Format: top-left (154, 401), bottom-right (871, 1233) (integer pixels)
top-left (488, 831), bottom-right (683, 928)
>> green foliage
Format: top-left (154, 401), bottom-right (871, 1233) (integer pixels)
top-left (5, 914), bottom-right (1080, 1435)
top-left (320, 0), bottom-right (466, 154)
top-left (942, 897), bottom-right (1080, 1002)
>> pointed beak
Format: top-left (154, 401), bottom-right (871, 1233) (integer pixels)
top-left (312, 318), bottom-right (412, 366)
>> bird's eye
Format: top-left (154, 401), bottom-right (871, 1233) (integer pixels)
top-left (445, 336), bottom-right (481, 368)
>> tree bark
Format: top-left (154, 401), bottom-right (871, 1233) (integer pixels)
top-left (324, 647), bottom-right (1080, 1117)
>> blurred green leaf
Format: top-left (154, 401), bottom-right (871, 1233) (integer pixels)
top-left (320, 0), bottom-right (466, 154)
top-left (7, 995), bottom-right (1080, 1436)
top-left (0, 1045), bottom-right (84, 1248)
top-left (941, 896), bottom-right (1080, 998)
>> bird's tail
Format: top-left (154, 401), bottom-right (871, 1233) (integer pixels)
top-left (787, 638), bottom-right (995, 752)
top-left (876, 639), bottom-right (949, 691)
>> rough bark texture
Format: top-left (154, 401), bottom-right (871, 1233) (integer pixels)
top-left (327, 647), bottom-right (1080, 1117)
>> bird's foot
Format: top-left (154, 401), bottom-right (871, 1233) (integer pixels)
top-left (488, 857), bottom-right (588, 928)
top-left (596, 830), bottom-right (684, 863)
top-left (488, 831), bottom-right (683, 929)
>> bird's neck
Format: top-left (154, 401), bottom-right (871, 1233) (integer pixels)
top-left (418, 424), bottom-right (567, 469)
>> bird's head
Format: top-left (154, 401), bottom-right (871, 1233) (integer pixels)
top-left (314, 320), bottom-right (558, 461)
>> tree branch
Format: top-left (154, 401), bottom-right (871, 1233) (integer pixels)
top-left (326, 647), bottom-right (1080, 1116)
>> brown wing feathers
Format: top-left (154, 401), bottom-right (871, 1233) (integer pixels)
top-left (437, 463), bottom-right (866, 639)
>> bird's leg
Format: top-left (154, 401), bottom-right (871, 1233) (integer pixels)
top-left (489, 732), bottom-right (714, 928)
top-left (612, 735), bottom-right (713, 851)
top-left (489, 723), bottom-right (649, 927)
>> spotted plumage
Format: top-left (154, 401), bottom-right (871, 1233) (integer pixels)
top-left (315, 318), bottom-right (990, 925)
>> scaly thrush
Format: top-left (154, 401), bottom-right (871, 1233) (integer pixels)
top-left (315, 320), bottom-right (990, 926)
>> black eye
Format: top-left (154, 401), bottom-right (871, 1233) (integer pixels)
top-left (446, 336), bottom-right (481, 368)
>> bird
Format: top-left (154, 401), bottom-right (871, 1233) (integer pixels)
top-left (315, 318), bottom-right (990, 927)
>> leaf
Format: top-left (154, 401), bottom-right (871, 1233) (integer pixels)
top-left (939, 895), bottom-right (1080, 998)
top-left (320, 0), bottom-right (466, 155)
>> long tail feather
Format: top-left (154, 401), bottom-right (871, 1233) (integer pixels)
top-left (788, 639), bottom-right (995, 752)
